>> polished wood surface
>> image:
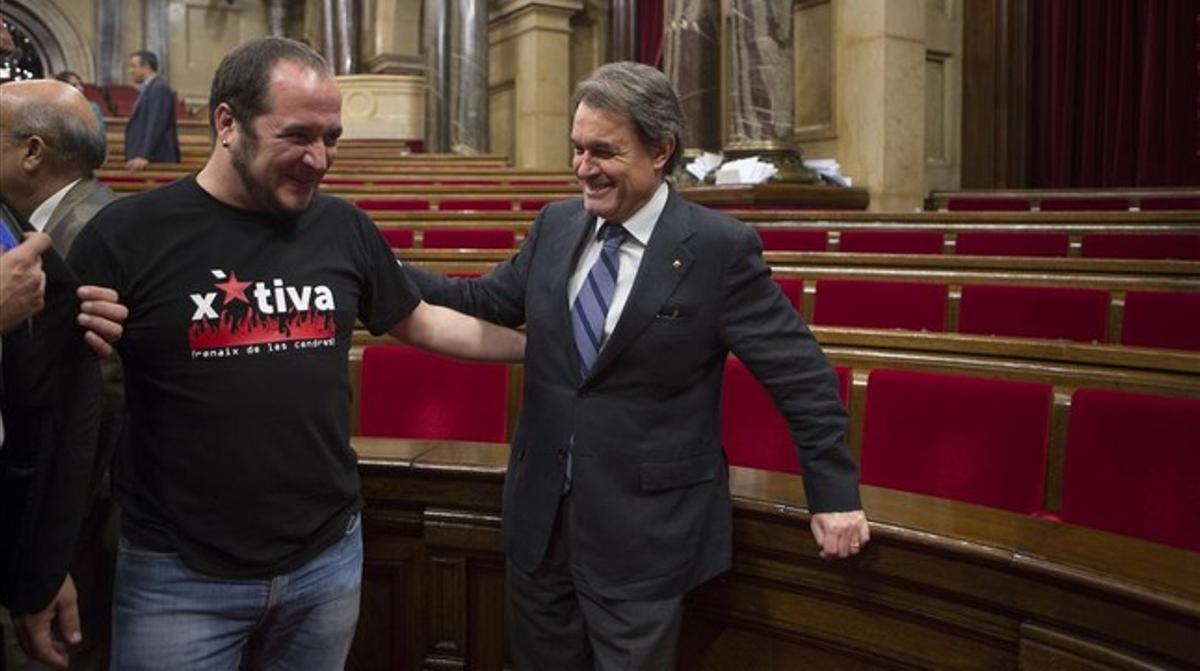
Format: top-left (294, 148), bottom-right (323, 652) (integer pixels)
top-left (679, 183), bottom-right (870, 210)
top-left (350, 436), bottom-right (1200, 670)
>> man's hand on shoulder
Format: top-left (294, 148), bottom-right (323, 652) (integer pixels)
top-left (0, 232), bottom-right (51, 334)
top-left (77, 285), bottom-right (128, 357)
top-left (810, 510), bottom-right (870, 559)
top-left (14, 574), bottom-right (82, 668)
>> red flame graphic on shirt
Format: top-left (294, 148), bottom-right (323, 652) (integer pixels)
top-left (189, 309), bottom-right (335, 349)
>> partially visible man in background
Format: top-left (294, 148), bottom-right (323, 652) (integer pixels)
top-left (122, 50), bottom-right (179, 171)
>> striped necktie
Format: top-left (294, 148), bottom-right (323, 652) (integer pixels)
top-left (571, 223), bottom-right (628, 378)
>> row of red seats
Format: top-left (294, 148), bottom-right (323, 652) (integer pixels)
top-left (85, 83), bottom-right (191, 119)
top-left (358, 198), bottom-right (549, 212)
top-left (757, 228), bottom-right (1200, 260)
top-left (945, 196), bottom-right (1200, 212)
top-left (777, 278), bottom-right (1198, 351)
top-left (357, 346), bottom-right (1199, 553)
top-left (722, 360), bottom-right (1198, 553)
top-left (374, 225), bottom-right (1200, 261)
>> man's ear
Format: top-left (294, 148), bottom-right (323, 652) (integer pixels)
top-left (652, 136), bottom-right (677, 172)
top-left (213, 103), bottom-right (236, 145)
top-left (19, 135), bottom-right (46, 172)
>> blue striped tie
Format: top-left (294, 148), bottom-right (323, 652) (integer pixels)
top-left (571, 224), bottom-right (627, 378)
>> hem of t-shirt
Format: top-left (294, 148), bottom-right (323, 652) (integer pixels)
top-left (120, 496), bottom-right (365, 579)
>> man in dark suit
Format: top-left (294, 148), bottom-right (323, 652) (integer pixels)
top-left (410, 61), bottom-right (870, 670)
top-left (0, 78), bottom-right (126, 670)
top-left (123, 50), bottom-right (180, 171)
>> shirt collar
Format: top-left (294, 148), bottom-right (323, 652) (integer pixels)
top-left (594, 181), bottom-right (669, 246)
top-left (28, 178), bottom-right (81, 233)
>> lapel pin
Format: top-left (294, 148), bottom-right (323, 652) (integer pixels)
top-left (672, 259), bottom-right (682, 269)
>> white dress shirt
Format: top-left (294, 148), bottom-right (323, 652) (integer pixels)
top-left (567, 182), bottom-right (670, 345)
top-left (28, 178), bottom-right (81, 233)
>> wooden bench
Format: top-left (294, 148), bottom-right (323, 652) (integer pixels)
top-left (928, 187), bottom-right (1200, 211)
top-left (349, 435), bottom-right (1199, 669)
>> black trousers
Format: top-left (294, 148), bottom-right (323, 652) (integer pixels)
top-left (508, 494), bottom-right (685, 671)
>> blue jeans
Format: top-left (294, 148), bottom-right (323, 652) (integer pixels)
top-left (110, 516), bottom-right (362, 670)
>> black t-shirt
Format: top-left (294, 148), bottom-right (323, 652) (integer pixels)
top-left (68, 175), bottom-right (420, 578)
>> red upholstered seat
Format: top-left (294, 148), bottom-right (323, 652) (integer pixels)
top-left (423, 228), bottom-right (515, 249)
top-left (756, 229), bottom-right (827, 251)
top-left (720, 357), bottom-right (849, 474)
top-left (520, 200), bottom-right (550, 211)
top-left (1038, 197), bottom-right (1129, 211)
top-left (380, 229), bottom-right (414, 249)
top-left (772, 278), bottom-right (804, 310)
top-left (81, 83), bottom-right (110, 114)
top-left (1080, 234), bottom-right (1200, 260)
top-left (839, 230), bottom-right (944, 255)
top-left (359, 345), bottom-right (509, 442)
top-left (1060, 389), bottom-right (1200, 552)
top-left (860, 369), bottom-right (1053, 514)
top-left (955, 232), bottom-right (1070, 257)
top-left (438, 199), bottom-right (512, 211)
top-left (105, 84), bottom-right (138, 116)
top-left (946, 197), bottom-right (1031, 211)
top-left (355, 198), bottom-right (430, 211)
top-left (1139, 197), bottom-right (1200, 211)
top-left (812, 280), bottom-right (947, 331)
top-left (958, 284), bottom-right (1109, 343)
top-left (1120, 291), bottom-right (1200, 351)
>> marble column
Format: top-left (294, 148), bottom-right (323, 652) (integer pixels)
top-left (608, 0), bottom-right (636, 61)
top-left (144, 0), bottom-right (170, 80)
top-left (662, 0), bottom-right (721, 154)
top-left (95, 0), bottom-right (123, 84)
top-left (268, 0), bottom-right (287, 36)
top-left (423, 0), bottom-right (451, 152)
top-left (425, 0), bottom-right (489, 153)
top-left (321, 0), bottom-right (356, 74)
top-left (725, 0), bottom-right (793, 149)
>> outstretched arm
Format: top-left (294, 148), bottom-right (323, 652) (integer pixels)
top-left (389, 300), bottom-right (525, 363)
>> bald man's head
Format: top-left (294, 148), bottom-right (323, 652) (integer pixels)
top-left (0, 79), bottom-right (107, 175)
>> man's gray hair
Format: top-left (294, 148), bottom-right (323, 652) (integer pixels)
top-left (571, 61), bottom-right (685, 174)
top-left (8, 102), bottom-right (107, 174)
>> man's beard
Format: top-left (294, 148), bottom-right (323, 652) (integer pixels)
top-left (230, 137), bottom-right (312, 220)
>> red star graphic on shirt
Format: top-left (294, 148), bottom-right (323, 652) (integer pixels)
top-left (214, 271), bottom-right (252, 305)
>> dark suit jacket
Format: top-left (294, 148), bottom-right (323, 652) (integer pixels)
top-left (123, 76), bottom-right (180, 163)
top-left (44, 178), bottom-right (116, 257)
top-left (410, 188), bottom-right (860, 601)
top-left (0, 203), bottom-right (102, 614)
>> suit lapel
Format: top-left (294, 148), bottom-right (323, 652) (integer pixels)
top-left (587, 190), bottom-right (695, 381)
top-left (43, 180), bottom-right (89, 251)
top-left (554, 207), bottom-right (598, 382)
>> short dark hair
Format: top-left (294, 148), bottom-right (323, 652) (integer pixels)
top-left (54, 70), bottom-right (81, 84)
top-left (131, 50), bottom-right (159, 72)
top-left (571, 62), bottom-right (685, 174)
top-left (207, 36), bottom-right (330, 136)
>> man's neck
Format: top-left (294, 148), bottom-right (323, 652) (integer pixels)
top-left (11, 174), bottom-right (74, 220)
top-left (196, 156), bottom-right (258, 212)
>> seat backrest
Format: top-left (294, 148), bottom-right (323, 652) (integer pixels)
top-left (355, 198), bottom-right (430, 211)
top-left (105, 84), bottom-right (139, 116)
top-left (1080, 233), bottom-right (1200, 260)
top-left (772, 277), bottom-right (804, 311)
top-left (946, 197), bottom-right (1031, 212)
top-left (756, 229), bottom-right (827, 251)
top-left (955, 231), bottom-right (1070, 257)
top-left (721, 357), bottom-right (850, 474)
top-left (1060, 389), bottom-right (1200, 552)
top-left (860, 369), bottom-right (1053, 514)
top-left (1038, 197), bottom-right (1129, 211)
top-left (839, 230), bottom-right (943, 255)
top-left (359, 345), bottom-right (509, 442)
top-left (438, 199), bottom-right (513, 212)
top-left (812, 279), bottom-right (947, 331)
top-left (423, 228), bottom-right (516, 249)
top-left (1138, 197), bottom-right (1200, 211)
top-left (380, 228), bottom-right (414, 249)
top-left (958, 284), bottom-right (1109, 343)
top-left (1120, 290), bottom-right (1200, 351)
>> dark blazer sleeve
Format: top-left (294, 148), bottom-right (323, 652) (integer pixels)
top-left (124, 79), bottom-right (175, 162)
top-left (716, 222), bottom-right (861, 513)
top-left (405, 206), bottom-right (552, 327)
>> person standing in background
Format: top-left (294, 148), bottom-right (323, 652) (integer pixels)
top-left (122, 50), bottom-right (179, 171)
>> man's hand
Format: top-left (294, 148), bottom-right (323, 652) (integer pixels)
top-left (14, 574), bottom-right (82, 668)
top-left (811, 510), bottom-right (870, 559)
top-left (0, 232), bottom-right (52, 334)
top-left (125, 157), bottom-right (149, 172)
top-left (77, 285), bottom-right (128, 357)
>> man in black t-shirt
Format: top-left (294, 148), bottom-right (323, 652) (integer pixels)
top-left (68, 37), bottom-right (525, 670)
